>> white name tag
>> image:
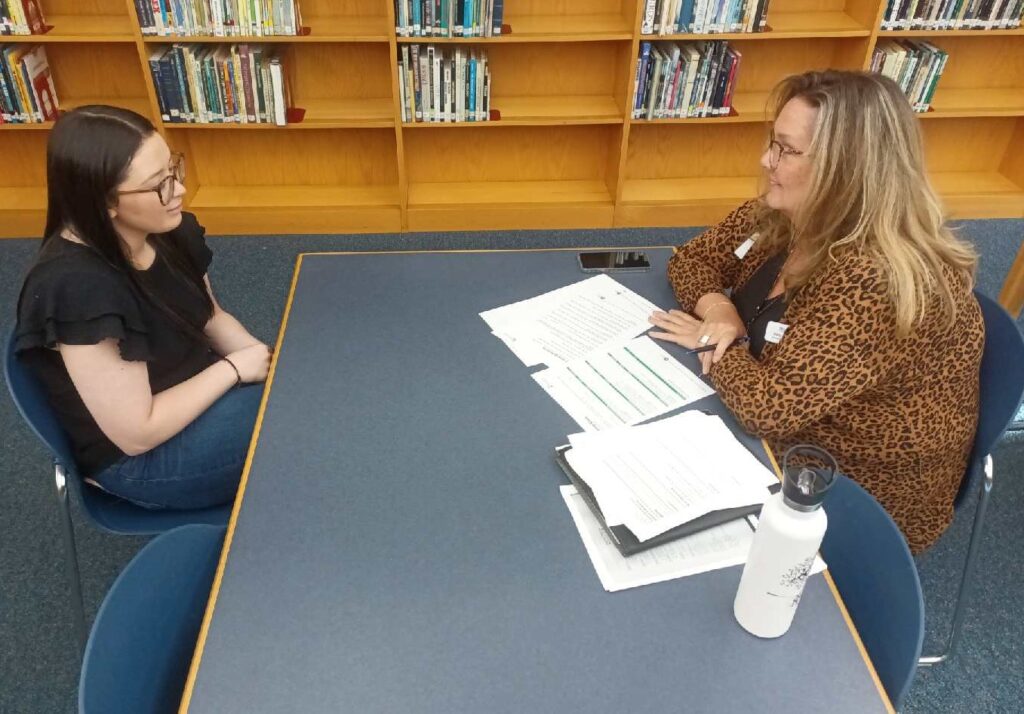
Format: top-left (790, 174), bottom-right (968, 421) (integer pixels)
top-left (734, 233), bottom-right (758, 260)
top-left (764, 321), bottom-right (789, 344)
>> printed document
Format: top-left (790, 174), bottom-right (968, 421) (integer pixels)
top-left (565, 411), bottom-right (779, 542)
top-left (562, 486), bottom-right (826, 592)
top-left (480, 274), bottom-right (660, 367)
top-left (532, 336), bottom-right (714, 432)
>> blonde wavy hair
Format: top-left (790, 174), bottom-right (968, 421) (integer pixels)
top-left (753, 70), bottom-right (977, 337)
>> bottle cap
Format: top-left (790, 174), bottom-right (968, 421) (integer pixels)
top-left (781, 445), bottom-right (837, 512)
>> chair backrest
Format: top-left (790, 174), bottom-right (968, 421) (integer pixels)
top-left (957, 292), bottom-right (1024, 506)
top-left (821, 475), bottom-right (924, 711)
top-left (4, 329), bottom-right (78, 472)
top-left (971, 291), bottom-right (1024, 462)
top-left (79, 524), bottom-right (226, 714)
top-left (5, 329), bottom-right (231, 534)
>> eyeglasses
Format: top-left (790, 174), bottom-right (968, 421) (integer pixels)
top-left (116, 152), bottom-right (186, 206)
top-left (766, 135), bottom-right (806, 171)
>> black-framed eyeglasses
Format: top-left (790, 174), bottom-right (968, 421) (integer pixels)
top-left (767, 135), bottom-right (806, 171)
top-left (117, 152), bottom-right (185, 206)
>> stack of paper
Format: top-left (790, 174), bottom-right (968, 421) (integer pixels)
top-left (480, 274), bottom-right (660, 368)
top-left (481, 275), bottom-right (714, 430)
top-left (565, 411), bottom-right (778, 543)
top-left (562, 485), bottom-right (826, 592)
top-left (532, 336), bottom-right (714, 432)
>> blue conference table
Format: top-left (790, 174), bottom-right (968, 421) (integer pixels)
top-left (180, 249), bottom-right (892, 713)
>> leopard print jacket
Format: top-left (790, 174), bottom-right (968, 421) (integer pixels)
top-left (668, 200), bottom-right (984, 553)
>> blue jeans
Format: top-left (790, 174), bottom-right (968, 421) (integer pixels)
top-left (90, 383), bottom-right (263, 510)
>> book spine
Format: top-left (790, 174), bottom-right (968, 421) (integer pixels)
top-left (268, 56), bottom-right (286, 124)
top-left (492, 0), bottom-right (503, 34)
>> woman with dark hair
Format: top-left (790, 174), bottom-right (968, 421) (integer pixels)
top-left (14, 105), bottom-right (271, 510)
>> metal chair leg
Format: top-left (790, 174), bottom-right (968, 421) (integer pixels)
top-left (919, 454), bottom-right (993, 666)
top-left (55, 462), bottom-right (88, 653)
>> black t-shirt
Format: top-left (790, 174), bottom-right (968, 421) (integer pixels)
top-left (14, 212), bottom-right (218, 475)
top-left (732, 251), bottom-right (788, 359)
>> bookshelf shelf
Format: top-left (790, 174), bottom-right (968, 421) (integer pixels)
top-left (923, 88), bottom-right (1024, 118)
top-left (649, 12), bottom-right (870, 40)
top-left (165, 98), bottom-right (395, 129)
top-left (2, 0), bottom-right (1024, 240)
top-left (141, 16), bottom-right (392, 43)
top-left (38, 15), bottom-right (135, 42)
top-left (407, 179), bottom-right (616, 229)
top-left (396, 14), bottom-right (634, 43)
top-left (878, 28), bottom-right (1024, 38)
top-left (405, 95), bottom-right (623, 126)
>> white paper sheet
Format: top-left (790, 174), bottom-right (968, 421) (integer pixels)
top-left (565, 411), bottom-right (779, 542)
top-left (480, 274), bottom-right (661, 367)
top-left (561, 485), bottom-right (754, 591)
top-left (561, 486), bottom-right (826, 593)
top-left (532, 336), bottom-right (714, 432)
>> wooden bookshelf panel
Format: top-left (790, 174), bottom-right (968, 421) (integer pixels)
top-left (273, 0), bottom-right (389, 40)
top-left (177, 128), bottom-right (401, 233)
top-left (502, 0), bottom-right (635, 40)
top-left (619, 123), bottom-right (764, 225)
top-left (36, 0), bottom-right (132, 41)
top-left (45, 43), bottom-right (153, 119)
top-left (921, 118), bottom-right (1024, 218)
top-left (0, 133), bottom-right (47, 237)
top-left (625, 123), bottom-right (767, 181)
top-left (909, 37), bottom-right (1024, 118)
top-left (770, 0), bottom-right (880, 33)
top-left (728, 37), bottom-right (872, 101)
top-left (488, 41), bottom-right (624, 103)
top-left (286, 43), bottom-right (395, 125)
top-left (405, 125), bottom-right (617, 229)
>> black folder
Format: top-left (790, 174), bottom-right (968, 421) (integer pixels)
top-left (555, 444), bottom-right (778, 557)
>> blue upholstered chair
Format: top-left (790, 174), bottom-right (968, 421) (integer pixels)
top-left (821, 475), bottom-right (924, 710)
top-left (78, 524), bottom-right (225, 714)
top-left (917, 292), bottom-right (1024, 666)
top-left (4, 331), bottom-right (230, 650)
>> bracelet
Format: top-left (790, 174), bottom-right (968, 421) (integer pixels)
top-left (221, 356), bottom-right (241, 386)
top-left (701, 300), bottom-right (733, 319)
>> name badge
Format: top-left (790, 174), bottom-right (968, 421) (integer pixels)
top-left (765, 321), bottom-right (790, 344)
top-left (734, 233), bottom-right (758, 260)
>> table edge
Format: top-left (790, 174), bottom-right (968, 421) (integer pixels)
top-left (179, 248), bottom-right (894, 714)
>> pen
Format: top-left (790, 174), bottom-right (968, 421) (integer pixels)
top-left (686, 336), bottom-right (751, 355)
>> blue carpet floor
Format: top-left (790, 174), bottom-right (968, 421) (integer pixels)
top-left (1, 219), bottom-right (1022, 713)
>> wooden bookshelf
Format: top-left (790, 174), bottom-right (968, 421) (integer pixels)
top-left (2, 0), bottom-right (1024, 246)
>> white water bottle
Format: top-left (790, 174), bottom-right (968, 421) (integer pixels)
top-left (733, 445), bottom-right (837, 638)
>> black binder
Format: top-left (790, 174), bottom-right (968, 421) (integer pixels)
top-left (555, 444), bottom-right (778, 557)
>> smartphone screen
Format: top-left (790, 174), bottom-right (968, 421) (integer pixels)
top-left (578, 251), bottom-right (652, 273)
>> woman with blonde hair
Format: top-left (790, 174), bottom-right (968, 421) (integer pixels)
top-left (649, 70), bottom-right (983, 553)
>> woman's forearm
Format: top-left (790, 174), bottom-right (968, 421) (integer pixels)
top-left (124, 359), bottom-right (239, 455)
top-left (205, 309), bottom-right (263, 356)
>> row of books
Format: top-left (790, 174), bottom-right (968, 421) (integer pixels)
top-left (881, 0), bottom-right (1024, 28)
top-left (395, 0), bottom-right (504, 37)
top-left (0, 44), bottom-right (57, 123)
top-left (633, 41), bottom-right (741, 119)
top-left (642, 0), bottom-right (771, 34)
top-left (397, 45), bottom-right (491, 123)
top-left (147, 44), bottom-right (289, 124)
top-left (871, 40), bottom-right (948, 112)
top-left (134, 0), bottom-right (302, 37)
top-left (0, 0), bottom-right (44, 35)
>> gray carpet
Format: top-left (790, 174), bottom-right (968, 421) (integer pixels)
top-left (1, 220), bottom-right (1022, 713)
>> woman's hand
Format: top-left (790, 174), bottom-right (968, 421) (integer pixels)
top-left (226, 343), bottom-right (272, 383)
top-left (649, 301), bottom-right (746, 374)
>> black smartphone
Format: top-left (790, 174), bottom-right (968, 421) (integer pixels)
top-left (577, 251), bottom-right (652, 273)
